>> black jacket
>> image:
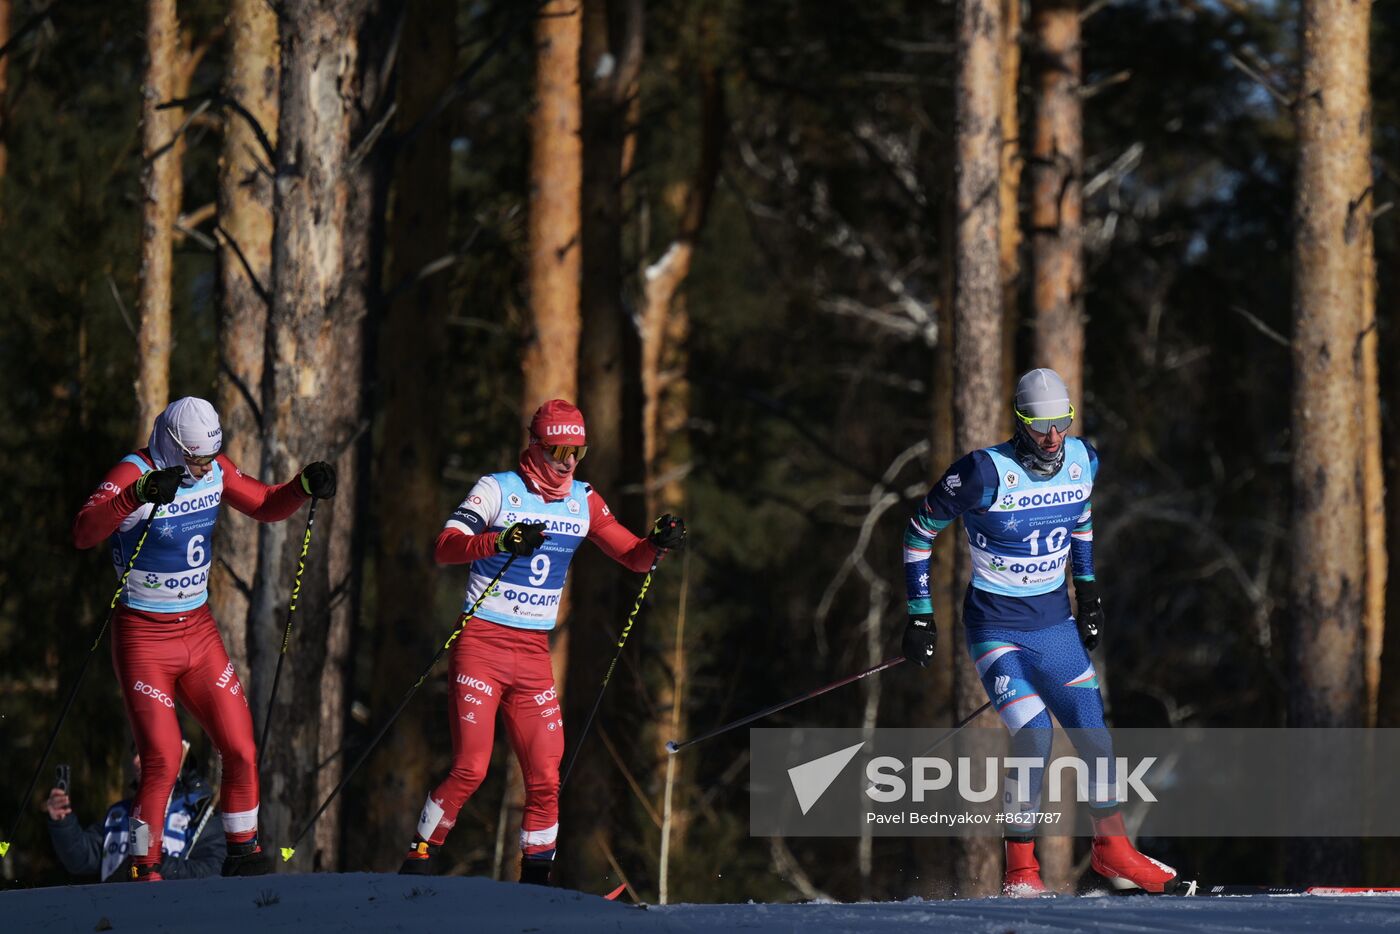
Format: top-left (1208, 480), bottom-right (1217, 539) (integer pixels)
top-left (46, 771), bottom-right (226, 881)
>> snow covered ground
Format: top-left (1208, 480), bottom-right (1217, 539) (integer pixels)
top-left (4, 873), bottom-right (1400, 934)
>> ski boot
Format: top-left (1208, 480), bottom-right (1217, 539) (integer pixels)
top-left (1090, 810), bottom-right (1180, 893)
top-left (1002, 838), bottom-right (1049, 897)
top-left (124, 860), bottom-right (163, 882)
top-left (519, 855), bottom-right (554, 886)
top-left (398, 840), bottom-right (439, 876)
top-left (222, 839), bottom-right (274, 877)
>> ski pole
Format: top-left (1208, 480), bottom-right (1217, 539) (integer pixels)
top-left (258, 497), bottom-right (318, 755)
top-left (863, 699), bottom-right (992, 794)
top-left (278, 555), bottom-right (517, 863)
top-left (665, 655), bottom-right (908, 755)
top-left (1, 506), bottom-right (163, 860)
top-left (559, 557), bottom-right (662, 792)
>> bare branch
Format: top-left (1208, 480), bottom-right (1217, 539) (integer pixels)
top-left (105, 274), bottom-right (138, 338)
top-left (1229, 305), bottom-right (1290, 348)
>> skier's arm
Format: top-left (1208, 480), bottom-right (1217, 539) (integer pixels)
top-left (1070, 441), bottom-right (1099, 583)
top-left (904, 451), bottom-right (998, 614)
top-left (46, 810), bottom-right (103, 877)
top-left (218, 454), bottom-right (310, 522)
top-left (72, 461), bottom-right (147, 549)
top-left (586, 487), bottom-right (661, 572)
top-left (435, 477), bottom-right (505, 565)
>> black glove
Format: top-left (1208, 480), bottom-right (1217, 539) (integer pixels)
top-left (299, 461), bottom-right (337, 498)
top-left (649, 514), bottom-right (687, 550)
top-left (1075, 579), bottom-right (1104, 651)
top-left (902, 614), bottom-right (937, 668)
top-left (497, 521), bottom-right (547, 557)
top-left (135, 466), bottom-right (183, 505)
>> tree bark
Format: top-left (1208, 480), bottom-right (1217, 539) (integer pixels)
top-left (1027, 0), bottom-right (1082, 890)
top-left (210, 0), bottom-right (278, 698)
top-left (1288, 0), bottom-right (1370, 884)
top-left (354, 0), bottom-right (454, 872)
top-left (999, 0), bottom-right (1022, 407)
top-left (253, 0), bottom-right (375, 871)
top-left (953, 0), bottom-right (1004, 898)
top-left (1028, 0), bottom-right (1083, 406)
top-left (512, 0), bottom-right (582, 883)
top-left (1361, 205), bottom-right (1385, 727)
top-left (521, 0), bottom-right (584, 412)
top-left (561, 0), bottom-right (642, 891)
top-left (637, 51), bottom-right (724, 899)
top-left (134, 0), bottom-right (192, 441)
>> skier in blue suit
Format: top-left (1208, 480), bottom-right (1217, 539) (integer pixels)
top-left (902, 368), bottom-right (1180, 896)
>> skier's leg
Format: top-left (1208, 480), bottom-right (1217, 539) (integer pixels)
top-left (110, 607), bottom-right (185, 879)
top-left (968, 627), bottom-right (1053, 896)
top-left (501, 631), bottom-right (563, 885)
top-left (404, 628), bottom-right (504, 871)
top-left (1028, 619), bottom-right (1179, 892)
top-left (174, 608), bottom-right (258, 842)
top-left (174, 607), bottom-right (269, 876)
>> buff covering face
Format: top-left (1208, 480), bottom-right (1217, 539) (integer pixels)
top-left (518, 399), bottom-right (587, 501)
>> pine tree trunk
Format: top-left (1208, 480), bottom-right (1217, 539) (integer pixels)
top-left (513, 0), bottom-right (582, 883)
top-left (562, 0), bottom-right (641, 890)
top-left (1028, 0), bottom-right (1083, 890)
top-left (999, 0), bottom-right (1022, 406)
top-left (354, 0), bottom-right (454, 872)
top-left (1361, 216), bottom-right (1385, 727)
top-left (210, 0), bottom-right (278, 695)
top-left (1288, 0), bottom-right (1371, 884)
top-left (252, 0), bottom-right (375, 870)
top-left (953, 0), bottom-right (1004, 898)
top-left (134, 0), bottom-right (190, 441)
top-left (1028, 0), bottom-right (1083, 406)
top-left (639, 54), bottom-right (722, 899)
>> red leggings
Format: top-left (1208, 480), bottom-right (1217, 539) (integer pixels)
top-left (417, 621), bottom-right (563, 856)
top-left (110, 605), bottom-right (258, 866)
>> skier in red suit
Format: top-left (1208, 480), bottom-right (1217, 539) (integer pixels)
top-left (398, 400), bottom-right (686, 884)
top-left (73, 397), bottom-right (336, 880)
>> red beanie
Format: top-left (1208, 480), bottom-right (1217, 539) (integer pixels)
top-left (529, 399), bottom-right (587, 446)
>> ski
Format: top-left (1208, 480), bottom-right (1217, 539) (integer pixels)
top-left (603, 882), bottom-right (627, 901)
top-left (1193, 885), bottom-right (1400, 897)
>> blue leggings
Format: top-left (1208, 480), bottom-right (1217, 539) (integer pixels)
top-left (967, 618), bottom-right (1117, 831)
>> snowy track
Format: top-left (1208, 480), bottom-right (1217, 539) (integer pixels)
top-left (4, 873), bottom-right (1400, 933)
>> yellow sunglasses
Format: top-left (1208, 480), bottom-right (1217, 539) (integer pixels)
top-left (1015, 404), bottom-right (1074, 434)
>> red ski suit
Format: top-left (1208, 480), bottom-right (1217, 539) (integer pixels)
top-left (417, 472), bottom-right (658, 858)
top-left (73, 451), bottom-right (307, 867)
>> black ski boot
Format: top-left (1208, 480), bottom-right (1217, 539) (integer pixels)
top-left (519, 855), bottom-right (554, 886)
top-left (222, 839), bottom-right (274, 877)
top-left (398, 840), bottom-right (439, 876)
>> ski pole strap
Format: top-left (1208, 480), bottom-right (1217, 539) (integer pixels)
top-left (2, 506), bottom-right (162, 860)
top-left (280, 555), bottom-right (517, 863)
top-left (666, 655), bottom-right (907, 755)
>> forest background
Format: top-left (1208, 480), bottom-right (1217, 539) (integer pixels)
top-left (0, 0), bottom-right (1397, 902)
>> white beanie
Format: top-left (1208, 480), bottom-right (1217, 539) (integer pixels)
top-left (149, 397), bottom-right (223, 473)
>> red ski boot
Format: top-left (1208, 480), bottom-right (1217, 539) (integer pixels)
top-left (1090, 810), bottom-right (1180, 893)
top-left (1003, 838), bottom-right (1049, 897)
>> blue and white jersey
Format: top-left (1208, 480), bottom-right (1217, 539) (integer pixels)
top-left (111, 454), bottom-right (224, 613)
top-left (99, 788), bottom-right (207, 881)
top-left (447, 471), bottom-right (591, 631)
top-left (905, 438), bottom-right (1098, 628)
